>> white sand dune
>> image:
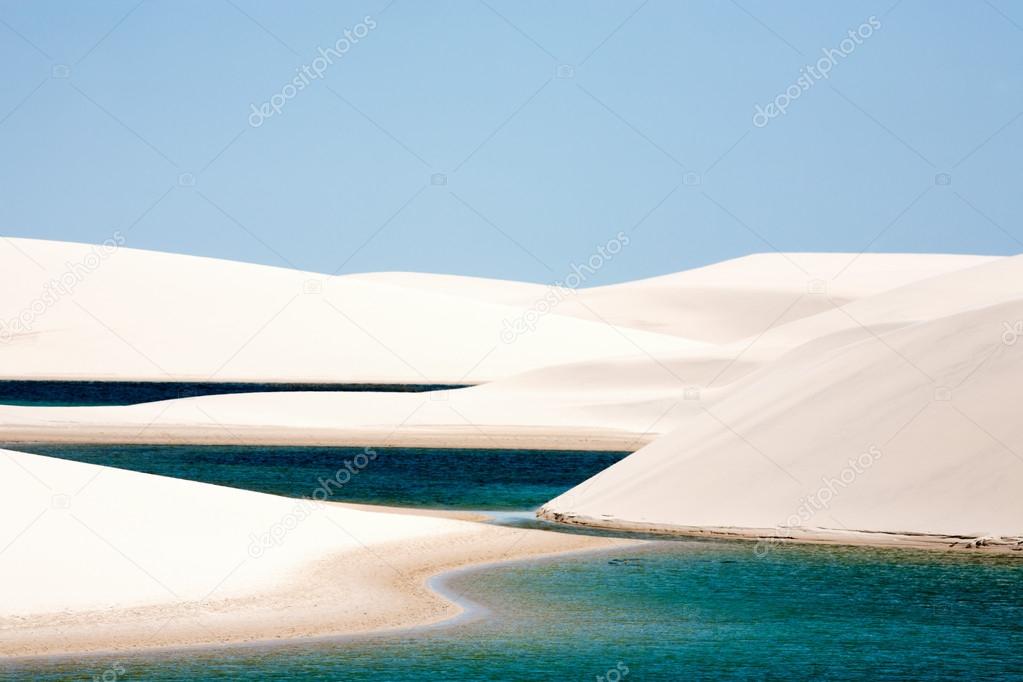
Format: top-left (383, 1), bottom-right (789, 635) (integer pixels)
top-left (540, 255), bottom-right (1023, 548)
top-left (0, 448), bottom-right (456, 616)
top-left (0, 239), bottom-right (996, 452)
top-left (0, 239), bottom-right (990, 384)
top-left (0, 238), bottom-right (1018, 657)
top-left (0, 238), bottom-right (709, 384)
top-left (0, 447), bottom-right (625, 656)
top-left (355, 253), bottom-right (996, 342)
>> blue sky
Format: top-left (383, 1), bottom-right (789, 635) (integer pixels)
top-left (1, 0), bottom-right (1021, 284)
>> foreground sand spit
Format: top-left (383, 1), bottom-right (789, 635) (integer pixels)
top-left (0, 449), bottom-right (630, 658)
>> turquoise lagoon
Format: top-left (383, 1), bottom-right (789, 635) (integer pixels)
top-left (8, 540), bottom-right (1023, 680)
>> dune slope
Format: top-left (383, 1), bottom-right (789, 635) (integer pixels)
top-left (540, 256), bottom-right (1023, 548)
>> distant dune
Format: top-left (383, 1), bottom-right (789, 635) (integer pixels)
top-left (0, 239), bottom-right (999, 454)
top-left (0, 238), bottom-right (703, 384)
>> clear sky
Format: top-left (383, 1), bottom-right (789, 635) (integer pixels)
top-left (1, 0), bottom-right (1020, 285)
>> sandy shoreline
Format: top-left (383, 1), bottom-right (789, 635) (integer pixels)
top-left (0, 521), bottom-right (635, 659)
top-left (536, 510), bottom-right (1023, 555)
top-left (0, 446), bottom-right (633, 660)
top-left (0, 425), bottom-right (649, 452)
top-left (325, 501), bottom-right (494, 523)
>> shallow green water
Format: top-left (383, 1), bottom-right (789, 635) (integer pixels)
top-left (7, 444), bottom-right (628, 510)
top-left (9, 541), bottom-right (1023, 680)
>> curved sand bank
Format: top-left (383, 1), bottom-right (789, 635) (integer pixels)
top-left (0, 386), bottom-right (660, 452)
top-left (0, 448), bottom-right (632, 658)
top-left (541, 255), bottom-right (1023, 551)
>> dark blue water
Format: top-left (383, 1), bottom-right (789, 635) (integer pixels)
top-left (9, 541), bottom-right (1023, 681)
top-left (0, 380), bottom-right (469, 406)
top-left (7, 444), bottom-right (628, 510)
